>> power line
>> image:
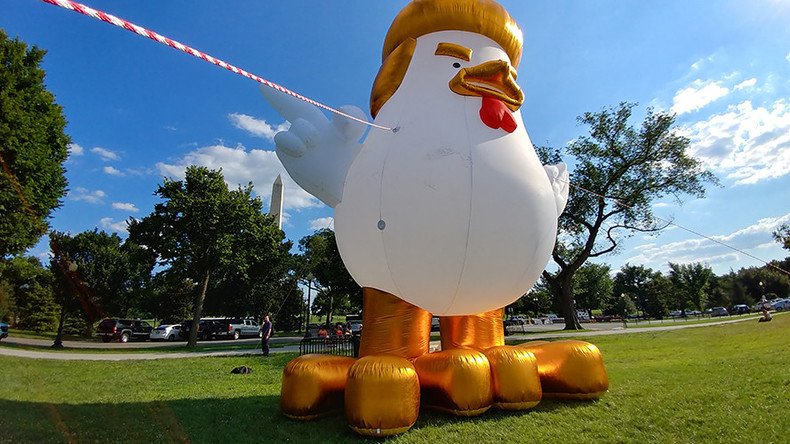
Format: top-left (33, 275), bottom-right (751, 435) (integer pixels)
top-left (567, 182), bottom-right (790, 277)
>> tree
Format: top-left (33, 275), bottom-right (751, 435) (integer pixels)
top-left (0, 256), bottom-right (58, 331)
top-left (612, 264), bottom-right (661, 317)
top-left (773, 224), bottom-right (790, 250)
top-left (139, 271), bottom-right (195, 324)
top-left (49, 230), bottom-right (154, 320)
top-left (572, 263), bottom-right (613, 316)
top-left (538, 103), bottom-right (717, 329)
top-left (129, 166), bottom-right (284, 347)
top-left (205, 208), bottom-right (295, 320)
top-left (643, 273), bottom-right (672, 318)
top-left (668, 262), bottom-right (714, 312)
top-left (299, 229), bottom-right (361, 325)
top-left (0, 31), bottom-right (69, 257)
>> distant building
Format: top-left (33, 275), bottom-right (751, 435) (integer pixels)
top-left (270, 174), bottom-right (284, 229)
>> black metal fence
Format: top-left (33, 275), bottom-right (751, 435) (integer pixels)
top-left (299, 335), bottom-right (360, 357)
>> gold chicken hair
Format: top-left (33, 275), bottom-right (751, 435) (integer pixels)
top-left (260, 0), bottom-right (609, 437)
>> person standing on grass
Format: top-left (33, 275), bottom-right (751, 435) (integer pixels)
top-left (260, 315), bottom-right (273, 356)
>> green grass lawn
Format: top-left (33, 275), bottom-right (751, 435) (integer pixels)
top-left (1, 315), bottom-right (788, 443)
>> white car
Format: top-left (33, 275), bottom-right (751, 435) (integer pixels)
top-left (149, 324), bottom-right (182, 341)
top-left (771, 299), bottom-right (790, 311)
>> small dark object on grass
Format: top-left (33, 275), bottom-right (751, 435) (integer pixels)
top-left (758, 317), bottom-right (772, 323)
top-left (231, 366), bottom-right (253, 374)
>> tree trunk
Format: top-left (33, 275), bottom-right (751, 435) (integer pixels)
top-left (559, 276), bottom-right (582, 330)
top-left (187, 269), bottom-right (210, 348)
top-left (52, 303), bottom-right (67, 348)
top-left (325, 293), bottom-right (334, 327)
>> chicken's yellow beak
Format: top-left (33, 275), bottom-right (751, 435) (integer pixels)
top-left (449, 60), bottom-right (523, 111)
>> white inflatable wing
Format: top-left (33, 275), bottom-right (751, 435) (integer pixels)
top-left (544, 163), bottom-right (569, 216)
top-left (259, 86), bottom-right (367, 207)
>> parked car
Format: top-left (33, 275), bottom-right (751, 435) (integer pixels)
top-left (731, 304), bottom-right (750, 315)
top-left (687, 310), bottom-right (702, 317)
top-left (180, 319), bottom-right (231, 340)
top-left (771, 299), bottom-right (790, 311)
top-left (97, 318), bottom-right (153, 342)
top-left (504, 315), bottom-right (527, 326)
top-left (149, 324), bottom-right (182, 341)
top-left (0, 322), bottom-right (8, 341)
top-left (669, 310), bottom-right (685, 318)
top-left (710, 307), bottom-right (729, 317)
top-left (225, 318), bottom-right (262, 340)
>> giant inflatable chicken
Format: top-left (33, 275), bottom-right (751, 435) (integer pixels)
top-left (261, 0), bottom-right (608, 436)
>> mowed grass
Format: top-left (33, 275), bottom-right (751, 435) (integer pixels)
top-left (1, 315), bottom-right (788, 443)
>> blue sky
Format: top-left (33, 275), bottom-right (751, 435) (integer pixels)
top-left (3, 0), bottom-right (789, 276)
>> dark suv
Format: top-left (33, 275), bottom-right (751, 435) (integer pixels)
top-left (180, 319), bottom-right (226, 340)
top-left (97, 318), bottom-right (153, 343)
top-left (0, 322), bottom-right (8, 341)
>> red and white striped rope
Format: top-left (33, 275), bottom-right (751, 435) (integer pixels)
top-left (39, 0), bottom-right (393, 131)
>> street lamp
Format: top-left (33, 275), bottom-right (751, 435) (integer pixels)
top-left (52, 260), bottom-right (78, 348)
top-left (621, 293), bottom-right (628, 329)
top-left (304, 273), bottom-right (314, 338)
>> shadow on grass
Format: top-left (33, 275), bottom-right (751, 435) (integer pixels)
top-left (0, 396), bottom-right (369, 443)
top-left (0, 395), bottom-right (596, 442)
top-left (408, 398), bottom-right (592, 432)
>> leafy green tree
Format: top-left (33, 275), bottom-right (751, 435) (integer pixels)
top-left (731, 266), bottom-right (789, 303)
top-left (612, 264), bottom-right (661, 316)
top-left (773, 224), bottom-right (790, 250)
top-left (507, 275), bottom-right (555, 317)
top-left (538, 103), bottom-right (717, 329)
top-left (643, 273), bottom-right (672, 317)
top-left (206, 209), bottom-right (295, 320)
top-left (129, 166), bottom-right (286, 346)
top-left (49, 230), bottom-right (154, 320)
top-left (0, 277), bottom-right (13, 322)
top-left (0, 31), bottom-right (69, 257)
top-left (572, 263), bottom-right (613, 316)
top-left (668, 262), bottom-right (715, 311)
top-left (139, 271), bottom-right (195, 324)
top-left (608, 291), bottom-right (638, 318)
top-left (0, 256), bottom-right (58, 331)
top-left (299, 229), bottom-right (361, 325)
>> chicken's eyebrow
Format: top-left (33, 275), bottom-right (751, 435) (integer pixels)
top-left (435, 42), bottom-right (472, 61)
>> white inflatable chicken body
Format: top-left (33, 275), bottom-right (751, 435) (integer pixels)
top-left (262, 26), bottom-right (568, 318)
top-left (264, 1), bottom-right (608, 436)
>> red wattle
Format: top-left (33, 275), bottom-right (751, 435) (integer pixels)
top-left (480, 95), bottom-right (517, 133)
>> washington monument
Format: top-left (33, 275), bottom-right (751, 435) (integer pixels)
top-left (270, 174), bottom-right (283, 229)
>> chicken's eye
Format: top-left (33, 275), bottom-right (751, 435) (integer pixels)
top-left (453, 62), bottom-right (461, 68)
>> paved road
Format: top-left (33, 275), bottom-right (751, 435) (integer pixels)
top-left (0, 314), bottom-right (775, 361)
top-left (2, 335), bottom-right (301, 349)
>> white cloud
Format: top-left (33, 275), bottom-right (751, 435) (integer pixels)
top-left (786, 51), bottom-right (790, 64)
top-left (733, 78), bottom-right (757, 90)
top-left (100, 217), bottom-right (129, 234)
top-left (112, 202), bottom-right (139, 212)
top-left (652, 202), bottom-right (671, 208)
top-left (670, 80), bottom-right (730, 115)
top-left (91, 147), bottom-right (120, 161)
top-left (67, 143), bottom-right (84, 156)
top-left (103, 166), bottom-right (124, 176)
top-left (680, 99), bottom-right (790, 185)
top-left (309, 217), bottom-right (335, 231)
top-left (156, 144), bottom-right (320, 210)
top-left (228, 113), bottom-right (289, 142)
top-left (68, 187), bottom-right (106, 204)
top-left (625, 212), bottom-right (790, 267)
